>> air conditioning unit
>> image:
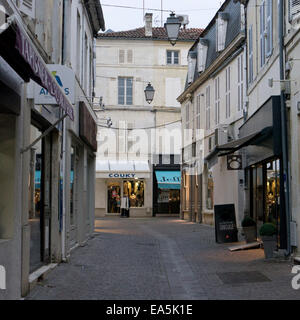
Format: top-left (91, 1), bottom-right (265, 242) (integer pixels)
top-left (214, 126), bottom-right (228, 146)
top-left (177, 14), bottom-right (189, 27)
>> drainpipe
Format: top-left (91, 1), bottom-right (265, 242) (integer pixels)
top-left (278, 0), bottom-right (291, 256)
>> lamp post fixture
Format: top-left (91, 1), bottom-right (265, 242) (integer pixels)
top-left (164, 12), bottom-right (181, 46)
top-left (144, 82), bottom-right (155, 104)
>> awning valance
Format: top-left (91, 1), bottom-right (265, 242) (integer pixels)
top-left (155, 171), bottom-right (181, 190)
top-left (0, 18), bottom-right (74, 120)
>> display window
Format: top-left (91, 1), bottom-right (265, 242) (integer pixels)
top-left (123, 180), bottom-right (144, 208)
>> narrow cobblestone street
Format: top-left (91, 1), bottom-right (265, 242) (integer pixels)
top-left (27, 218), bottom-right (300, 300)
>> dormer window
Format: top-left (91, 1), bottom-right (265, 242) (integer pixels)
top-left (216, 12), bottom-right (229, 52)
top-left (197, 39), bottom-right (208, 73)
top-left (187, 51), bottom-right (197, 84)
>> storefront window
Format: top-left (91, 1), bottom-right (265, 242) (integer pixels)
top-left (123, 180), bottom-right (144, 208)
top-left (70, 147), bottom-right (75, 225)
top-left (266, 160), bottom-right (280, 226)
top-left (207, 171), bottom-right (214, 210)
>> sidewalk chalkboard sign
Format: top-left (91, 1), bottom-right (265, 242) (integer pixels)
top-left (214, 204), bottom-right (238, 243)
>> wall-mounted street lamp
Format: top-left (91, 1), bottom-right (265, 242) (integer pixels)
top-left (144, 82), bottom-right (155, 104)
top-left (164, 12), bottom-right (181, 46)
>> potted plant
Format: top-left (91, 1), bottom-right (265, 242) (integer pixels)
top-left (259, 223), bottom-right (277, 259)
top-left (241, 216), bottom-right (257, 243)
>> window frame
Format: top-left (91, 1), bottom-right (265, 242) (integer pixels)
top-left (214, 77), bottom-right (220, 125)
top-left (118, 77), bottom-right (133, 106)
top-left (205, 86), bottom-right (211, 130)
top-left (225, 66), bottom-right (231, 119)
top-left (166, 50), bottom-right (180, 65)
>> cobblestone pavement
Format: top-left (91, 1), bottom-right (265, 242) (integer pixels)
top-left (27, 217), bottom-right (300, 300)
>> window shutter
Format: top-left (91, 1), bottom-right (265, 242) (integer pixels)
top-left (290, 0), bottom-right (300, 19)
top-left (127, 49), bottom-right (133, 63)
top-left (260, 2), bottom-right (265, 67)
top-left (119, 50), bottom-right (125, 64)
top-left (216, 13), bottom-right (228, 52)
top-left (19, 0), bottom-right (35, 18)
top-left (187, 54), bottom-right (196, 84)
top-left (197, 39), bottom-right (208, 73)
top-left (249, 26), bottom-right (254, 83)
top-left (266, 0), bottom-right (273, 56)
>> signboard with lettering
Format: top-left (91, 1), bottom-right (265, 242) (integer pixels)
top-left (214, 204), bottom-right (238, 243)
top-left (34, 65), bottom-right (75, 105)
top-left (96, 172), bottom-right (150, 179)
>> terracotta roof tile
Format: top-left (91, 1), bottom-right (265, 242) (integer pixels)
top-left (98, 27), bottom-right (203, 41)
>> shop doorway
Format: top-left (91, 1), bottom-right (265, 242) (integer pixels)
top-left (107, 183), bottom-right (121, 214)
top-left (157, 189), bottom-right (180, 214)
top-left (250, 158), bottom-right (281, 245)
top-left (29, 125), bottom-right (51, 273)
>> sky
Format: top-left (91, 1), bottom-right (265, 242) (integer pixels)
top-left (100, 0), bottom-right (226, 32)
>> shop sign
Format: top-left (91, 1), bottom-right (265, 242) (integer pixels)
top-left (96, 172), bottom-right (150, 179)
top-left (109, 173), bottom-right (137, 178)
top-left (34, 65), bottom-right (75, 105)
top-left (15, 25), bottom-right (74, 120)
top-left (227, 155), bottom-right (243, 170)
top-left (214, 204), bottom-right (238, 244)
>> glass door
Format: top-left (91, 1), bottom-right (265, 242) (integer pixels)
top-left (107, 183), bottom-right (121, 214)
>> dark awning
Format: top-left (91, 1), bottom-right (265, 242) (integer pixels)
top-left (205, 126), bottom-right (273, 163)
top-left (0, 19), bottom-right (74, 120)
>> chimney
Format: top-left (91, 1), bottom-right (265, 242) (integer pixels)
top-left (144, 13), bottom-right (153, 37)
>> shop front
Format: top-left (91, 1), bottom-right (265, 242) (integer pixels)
top-left (95, 161), bottom-right (152, 217)
top-left (216, 96), bottom-right (287, 249)
top-left (154, 170), bottom-right (181, 215)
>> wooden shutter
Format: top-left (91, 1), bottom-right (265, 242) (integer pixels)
top-left (127, 49), bottom-right (133, 63)
top-left (119, 49), bottom-right (125, 64)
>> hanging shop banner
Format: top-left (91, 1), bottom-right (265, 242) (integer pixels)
top-left (34, 65), bottom-right (75, 105)
top-left (214, 204), bottom-right (238, 244)
top-left (12, 23), bottom-right (74, 120)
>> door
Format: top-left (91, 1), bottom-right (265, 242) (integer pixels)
top-left (69, 146), bottom-right (79, 247)
top-left (107, 183), bottom-right (121, 214)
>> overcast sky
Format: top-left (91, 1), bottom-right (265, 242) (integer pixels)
top-left (100, 0), bottom-right (226, 32)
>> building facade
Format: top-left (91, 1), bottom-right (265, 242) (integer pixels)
top-left (95, 14), bottom-right (202, 217)
top-left (178, 0), bottom-right (246, 228)
top-left (0, 0), bottom-right (104, 299)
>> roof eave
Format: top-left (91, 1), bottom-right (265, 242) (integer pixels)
top-left (84, 0), bottom-right (105, 36)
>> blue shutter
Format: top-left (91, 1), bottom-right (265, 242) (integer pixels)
top-left (118, 77), bottom-right (125, 105)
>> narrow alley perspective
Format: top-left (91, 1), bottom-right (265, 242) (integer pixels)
top-left (26, 218), bottom-right (299, 300)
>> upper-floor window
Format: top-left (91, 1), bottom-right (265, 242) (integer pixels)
top-left (248, 25), bottom-right (254, 83)
top-left (260, 0), bottom-right (273, 67)
top-left (185, 103), bottom-right (190, 129)
top-left (206, 86), bottom-right (211, 130)
top-left (216, 12), bottom-right (229, 52)
top-left (238, 54), bottom-right (244, 112)
top-left (225, 67), bottom-right (231, 118)
top-left (197, 39), bottom-right (208, 73)
top-left (167, 50), bottom-right (179, 65)
top-left (214, 77), bottom-right (220, 125)
top-left (118, 77), bottom-right (133, 105)
top-left (119, 49), bottom-right (133, 64)
top-left (76, 11), bottom-right (82, 79)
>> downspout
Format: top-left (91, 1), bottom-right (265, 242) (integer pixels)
top-left (278, 0), bottom-right (291, 256)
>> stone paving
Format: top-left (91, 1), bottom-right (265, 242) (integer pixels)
top-left (26, 217), bottom-right (300, 300)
